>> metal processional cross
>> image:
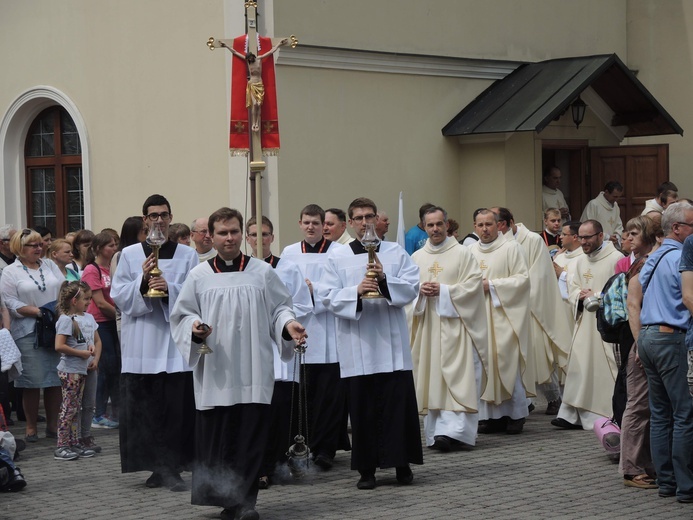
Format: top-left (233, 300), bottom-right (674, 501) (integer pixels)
top-left (207, 1), bottom-right (297, 258)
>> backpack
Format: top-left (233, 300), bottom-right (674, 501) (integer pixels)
top-left (596, 272), bottom-right (628, 343)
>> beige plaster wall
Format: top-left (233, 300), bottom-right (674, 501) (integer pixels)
top-left (626, 0), bottom-right (693, 197)
top-left (274, 0), bottom-right (627, 62)
top-left (273, 65), bottom-right (477, 246)
top-left (0, 0), bottom-right (235, 231)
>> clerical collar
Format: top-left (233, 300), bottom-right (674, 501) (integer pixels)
top-left (428, 238), bottom-right (449, 252)
top-left (142, 240), bottom-right (177, 260)
top-left (209, 254), bottom-right (249, 273)
top-left (349, 240), bottom-right (380, 255)
top-left (478, 238), bottom-right (497, 250)
top-left (301, 238), bottom-right (330, 254)
top-left (544, 229), bottom-right (557, 237)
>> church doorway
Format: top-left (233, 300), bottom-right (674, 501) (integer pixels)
top-left (541, 140), bottom-right (588, 221)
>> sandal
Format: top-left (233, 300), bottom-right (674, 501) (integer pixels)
top-left (624, 474), bottom-right (657, 489)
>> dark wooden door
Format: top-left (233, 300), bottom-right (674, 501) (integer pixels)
top-left (589, 144), bottom-right (669, 224)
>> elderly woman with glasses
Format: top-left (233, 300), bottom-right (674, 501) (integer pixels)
top-left (0, 228), bottom-right (64, 442)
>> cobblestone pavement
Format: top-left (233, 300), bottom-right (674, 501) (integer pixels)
top-left (2, 400), bottom-right (691, 520)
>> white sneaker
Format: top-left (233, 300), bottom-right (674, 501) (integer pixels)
top-left (54, 447), bottom-right (79, 461)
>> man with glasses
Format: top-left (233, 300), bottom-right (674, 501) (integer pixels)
top-left (319, 197), bottom-right (423, 489)
top-left (111, 194), bottom-right (199, 492)
top-left (280, 204), bottom-right (349, 471)
top-left (638, 202), bottom-right (693, 502)
top-left (0, 225), bottom-right (17, 276)
top-left (553, 219), bottom-right (622, 431)
top-left (191, 217), bottom-right (217, 263)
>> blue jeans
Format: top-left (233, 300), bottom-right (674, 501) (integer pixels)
top-left (638, 327), bottom-right (693, 499)
top-left (95, 321), bottom-right (121, 419)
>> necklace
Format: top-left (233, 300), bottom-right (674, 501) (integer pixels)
top-left (22, 264), bottom-right (46, 292)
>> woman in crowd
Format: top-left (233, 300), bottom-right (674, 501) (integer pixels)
top-left (111, 217), bottom-right (146, 339)
top-left (621, 215), bottom-right (661, 489)
top-left (46, 239), bottom-right (79, 281)
top-left (71, 230), bottom-right (95, 274)
top-left (82, 232), bottom-right (120, 431)
top-left (0, 229), bottom-right (63, 442)
top-left (33, 226), bottom-right (53, 258)
top-left (168, 223), bottom-right (191, 246)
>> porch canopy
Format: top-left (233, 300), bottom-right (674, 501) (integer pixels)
top-left (442, 54), bottom-right (683, 138)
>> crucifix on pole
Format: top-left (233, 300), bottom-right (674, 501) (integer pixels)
top-left (207, 1), bottom-right (297, 259)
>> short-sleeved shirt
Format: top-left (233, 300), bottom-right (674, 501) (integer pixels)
top-left (679, 235), bottom-right (693, 350)
top-left (56, 313), bottom-right (97, 375)
top-left (81, 263), bottom-right (114, 323)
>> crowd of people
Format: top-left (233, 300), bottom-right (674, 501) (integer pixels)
top-left (0, 179), bottom-right (692, 517)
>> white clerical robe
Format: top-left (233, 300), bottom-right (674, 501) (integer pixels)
top-left (542, 185), bottom-right (570, 218)
top-left (641, 198), bottom-right (663, 216)
top-left (470, 235), bottom-right (532, 407)
top-left (170, 258), bottom-right (296, 410)
top-left (510, 224), bottom-right (571, 385)
top-left (111, 242), bottom-right (198, 374)
top-left (411, 237), bottom-right (489, 446)
top-left (281, 241), bottom-right (341, 364)
top-left (318, 241), bottom-right (419, 377)
top-left (560, 242), bottom-right (622, 429)
top-left (335, 232), bottom-right (355, 245)
top-left (273, 257), bottom-right (312, 382)
top-left (580, 192), bottom-right (624, 238)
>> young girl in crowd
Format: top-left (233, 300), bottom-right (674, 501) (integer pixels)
top-left (53, 281), bottom-right (101, 461)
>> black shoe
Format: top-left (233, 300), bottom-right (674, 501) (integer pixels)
top-left (478, 417), bottom-right (508, 434)
top-left (659, 488), bottom-right (676, 498)
top-left (162, 472), bottom-right (187, 492)
top-left (431, 435), bottom-right (452, 452)
top-left (37, 415), bottom-right (46, 423)
top-left (313, 453), bottom-right (334, 470)
top-left (396, 465), bottom-right (413, 485)
top-left (145, 472), bottom-right (163, 488)
top-left (545, 398), bottom-right (561, 415)
top-left (677, 496), bottom-right (693, 503)
top-left (528, 402), bottom-right (536, 413)
top-left (220, 508), bottom-right (237, 520)
top-left (4, 468), bottom-right (27, 492)
top-left (506, 417), bottom-right (526, 435)
top-left (236, 507), bottom-right (260, 520)
top-left (258, 476), bottom-right (270, 490)
top-left (356, 472), bottom-right (376, 490)
top-left (551, 418), bottom-right (582, 430)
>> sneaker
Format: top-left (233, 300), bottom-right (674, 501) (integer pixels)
top-left (70, 444), bottom-right (96, 458)
top-left (54, 447), bottom-right (79, 461)
top-left (92, 416), bottom-right (118, 429)
top-left (79, 436), bottom-right (102, 454)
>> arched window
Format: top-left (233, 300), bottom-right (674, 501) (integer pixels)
top-left (24, 106), bottom-right (84, 236)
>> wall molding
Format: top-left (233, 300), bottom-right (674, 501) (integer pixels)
top-left (276, 44), bottom-right (521, 80)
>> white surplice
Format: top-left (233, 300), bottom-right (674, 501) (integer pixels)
top-left (170, 258), bottom-right (296, 410)
top-left (411, 237), bottom-right (489, 445)
top-left (111, 242), bottom-right (198, 374)
top-left (318, 241), bottom-right (419, 377)
top-left (273, 257), bottom-right (312, 382)
top-left (280, 241), bottom-right (342, 364)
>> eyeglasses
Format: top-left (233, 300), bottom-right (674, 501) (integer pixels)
top-left (146, 212), bottom-right (171, 221)
top-left (21, 229), bottom-right (31, 237)
top-left (577, 233), bottom-right (599, 241)
top-left (676, 222), bottom-right (693, 227)
top-left (247, 232), bottom-right (271, 238)
top-left (192, 229), bottom-right (210, 235)
top-left (23, 243), bottom-right (42, 249)
top-left (351, 213), bottom-right (376, 223)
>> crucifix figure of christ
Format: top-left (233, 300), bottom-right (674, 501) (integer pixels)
top-left (221, 37), bottom-right (290, 133)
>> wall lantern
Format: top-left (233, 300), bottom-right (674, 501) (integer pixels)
top-left (571, 96), bottom-right (587, 129)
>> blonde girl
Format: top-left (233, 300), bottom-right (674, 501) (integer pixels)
top-left (54, 281), bottom-right (102, 461)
